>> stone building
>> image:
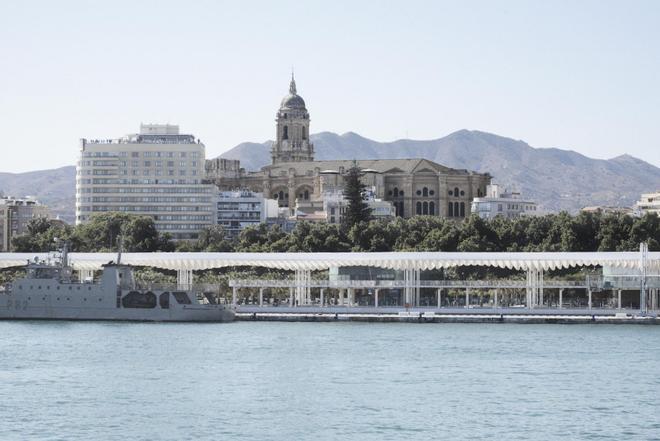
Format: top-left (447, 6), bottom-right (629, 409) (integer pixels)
top-left (207, 76), bottom-right (491, 220)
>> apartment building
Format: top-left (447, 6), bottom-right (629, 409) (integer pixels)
top-left (76, 124), bottom-right (214, 240)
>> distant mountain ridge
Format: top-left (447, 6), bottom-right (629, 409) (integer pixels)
top-left (220, 130), bottom-right (660, 212)
top-left (1, 130), bottom-right (658, 221)
top-left (0, 166), bottom-right (76, 224)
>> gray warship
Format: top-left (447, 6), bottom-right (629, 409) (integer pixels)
top-left (0, 245), bottom-right (235, 322)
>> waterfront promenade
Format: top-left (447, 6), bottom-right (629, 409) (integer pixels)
top-left (2, 249), bottom-right (659, 321)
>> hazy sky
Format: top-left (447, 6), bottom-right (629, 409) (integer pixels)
top-left (1, 0), bottom-right (659, 172)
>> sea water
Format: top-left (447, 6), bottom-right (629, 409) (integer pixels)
top-left (0, 321), bottom-right (659, 441)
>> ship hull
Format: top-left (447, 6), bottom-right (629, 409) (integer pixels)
top-left (0, 291), bottom-right (235, 323)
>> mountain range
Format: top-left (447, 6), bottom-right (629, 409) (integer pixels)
top-left (1, 130), bottom-right (658, 221)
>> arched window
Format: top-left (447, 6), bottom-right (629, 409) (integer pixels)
top-left (448, 202), bottom-right (454, 217)
top-left (283, 126), bottom-right (288, 140)
top-left (302, 126), bottom-right (307, 140)
top-left (454, 202), bottom-right (460, 217)
top-left (460, 202), bottom-right (465, 217)
top-left (393, 187), bottom-right (399, 198)
top-left (454, 187), bottom-right (459, 197)
top-left (429, 201), bottom-right (435, 215)
top-left (422, 201), bottom-right (428, 215)
top-left (398, 201), bottom-right (404, 217)
top-left (423, 187), bottom-right (428, 197)
top-left (278, 190), bottom-right (284, 200)
top-left (304, 189), bottom-right (309, 200)
top-left (416, 202), bottom-right (422, 215)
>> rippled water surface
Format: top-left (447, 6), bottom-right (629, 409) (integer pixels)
top-left (1, 321), bottom-right (659, 440)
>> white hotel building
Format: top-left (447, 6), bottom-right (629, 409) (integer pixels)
top-left (471, 184), bottom-right (539, 219)
top-left (76, 124), bottom-right (214, 240)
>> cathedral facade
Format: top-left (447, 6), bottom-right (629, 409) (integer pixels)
top-left (207, 76), bottom-right (491, 220)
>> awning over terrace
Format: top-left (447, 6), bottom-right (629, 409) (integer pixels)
top-left (0, 251), bottom-right (658, 272)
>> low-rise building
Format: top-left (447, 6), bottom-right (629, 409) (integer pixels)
top-left (216, 190), bottom-right (278, 237)
top-left (294, 185), bottom-right (395, 224)
top-left (633, 191), bottom-right (660, 216)
top-left (471, 184), bottom-right (539, 219)
top-left (0, 196), bottom-right (51, 251)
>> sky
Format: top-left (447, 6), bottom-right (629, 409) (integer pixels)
top-left (0, 0), bottom-right (659, 173)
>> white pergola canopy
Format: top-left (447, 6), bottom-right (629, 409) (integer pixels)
top-left (1, 251), bottom-right (658, 272)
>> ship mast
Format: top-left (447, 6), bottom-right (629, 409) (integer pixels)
top-left (117, 235), bottom-right (124, 265)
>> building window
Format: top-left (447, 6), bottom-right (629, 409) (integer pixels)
top-left (460, 190), bottom-right (465, 196)
top-left (448, 190), bottom-right (453, 196)
top-left (416, 190), bottom-right (422, 196)
top-left (283, 126), bottom-right (288, 140)
top-left (460, 202), bottom-right (465, 217)
top-left (416, 201), bottom-right (422, 215)
top-left (423, 187), bottom-right (429, 197)
top-left (448, 202), bottom-right (454, 217)
top-left (454, 202), bottom-right (460, 217)
top-left (429, 201), bottom-right (435, 215)
top-left (304, 189), bottom-right (309, 200)
top-left (454, 187), bottom-right (459, 197)
top-left (393, 187), bottom-right (399, 198)
top-left (302, 126), bottom-right (307, 140)
top-left (398, 201), bottom-right (404, 217)
top-left (429, 190), bottom-right (435, 196)
top-left (423, 201), bottom-right (428, 215)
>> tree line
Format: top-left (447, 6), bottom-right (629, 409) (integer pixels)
top-left (10, 210), bottom-right (660, 254)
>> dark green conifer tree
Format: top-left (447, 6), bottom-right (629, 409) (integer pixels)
top-left (342, 163), bottom-right (372, 229)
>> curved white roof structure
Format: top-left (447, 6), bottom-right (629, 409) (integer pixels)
top-left (1, 252), bottom-right (658, 272)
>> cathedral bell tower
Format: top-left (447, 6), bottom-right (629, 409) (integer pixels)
top-left (271, 74), bottom-right (314, 164)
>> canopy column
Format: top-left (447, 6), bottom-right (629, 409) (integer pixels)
top-left (526, 269), bottom-right (543, 309)
top-left (259, 288), bottom-right (264, 307)
top-left (588, 288), bottom-right (592, 310)
top-left (465, 287), bottom-right (470, 308)
top-left (559, 288), bottom-right (564, 309)
top-left (437, 288), bottom-right (442, 309)
top-left (494, 289), bottom-right (499, 308)
top-left (617, 289), bottom-right (622, 309)
top-left (177, 269), bottom-right (193, 290)
top-left (320, 288), bottom-right (325, 307)
top-left (294, 269), bottom-right (311, 306)
top-left (232, 287), bottom-right (237, 306)
top-left (374, 289), bottom-right (380, 308)
top-left (78, 269), bottom-right (94, 283)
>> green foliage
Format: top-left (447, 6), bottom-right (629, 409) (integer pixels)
top-left (9, 210), bottom-right (659, 254)
top-left (342, 164), bottom-right (372, 229)
top-left (11, 219), bottom-right (73, 252)
top-left (11, 213), bottom-right (173, 253)
top-left (71, 212), bottom-right (174, 252)
top-left (177, 225), bottom-right (233, 252)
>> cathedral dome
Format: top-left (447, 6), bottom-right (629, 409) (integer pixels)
top-left (281, 93), bottom-right (306, 109)
top-left (280, 74), bottom-right (307, 109)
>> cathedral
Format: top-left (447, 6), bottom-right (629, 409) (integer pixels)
top-left (206, 76), bottom-right (491, 219)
